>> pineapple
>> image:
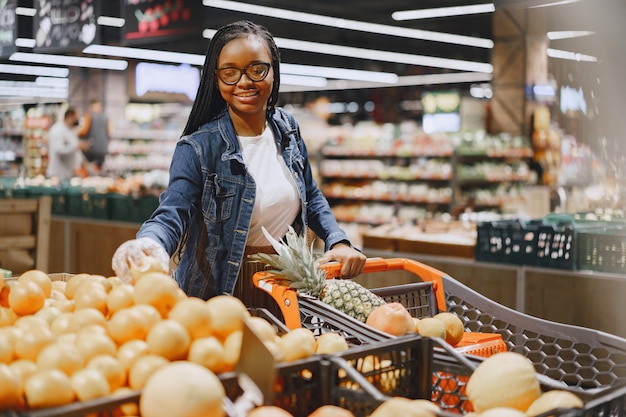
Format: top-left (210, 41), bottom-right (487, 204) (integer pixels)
top-left (248, 226), bottom-right (386, 323)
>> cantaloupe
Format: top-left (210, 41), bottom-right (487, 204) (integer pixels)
top-left (465, 352), bottom-right (541, 412)
top-left (140, 362), bottom-right (225, 417)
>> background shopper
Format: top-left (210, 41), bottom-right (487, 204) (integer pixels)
top-left (78, 98), bottom-right (111, 172)
top-left (112, 20), bottom-right (366, 306)
top-left (46, 107), bottom-right (86, 182)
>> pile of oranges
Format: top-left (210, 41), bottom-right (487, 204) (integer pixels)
top-left (0, 268), bottom-right (268, 415)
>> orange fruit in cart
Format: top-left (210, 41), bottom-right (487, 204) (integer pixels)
top-left (315, 332), bottom-right (349, 354)
top-left (525, 390), bottom-right (583, 417)
top-left (365, 302), bottom-right (415, 336)
top-left (86, 354), bottom-right (127, 391)
top-left (277, 327), bottom-right (316, 361)
top-left (128, 354), bottom-right (168, 390)
top-left (106, 284), bottom-right (136, 315)
top-left (476, 407), bottom-right (526, 417)
top-left (117, 339), bottom-right (148, 371)
top-left (370, 397), bottom-right (436, 417)
top-left (107, 307), bottom-right (151, 345)
top-left (187, 336), bottom-right (228, 373)
top-left (14, 326), bottom-right (54, 361)
top-left (433, 312), bottom-right (464, 345)
top-left (139, 361), bottom-right (225, 417)
top-left (36, 342), bottom-right (84, 376)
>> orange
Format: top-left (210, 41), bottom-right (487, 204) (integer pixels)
top-left (245, 316), bottom-right (279, 343)
top-left (187, 336), bottom-right (228, 373)
top-left (70, 368), bottom-right (111, 401)
top-left (145, 319), bottom-right (190, 361)
top-left (74, 331), bottom-right (117, 362)
top-left (9, 359), bottom-right (37, 389)
top-left (248, 406), bottom-right (294, 417)
top-left (8, 280), bottom-right (46, 316)
top-left (0, 336), bottom-right (11, 364)
top-left (0, 307), bottom-right (18, 326)
top-left (117, 340), bottom-right (148, 372)
top-left (415, 317), bottom-right (447, 339)
top-left (366, 302), bottom-right (415, 336)
top-left (111, 386), bottom-right (140, 416)
top-left (68, 307), bottom-right (107, 332)
top-left (127, 354), bottom-right (168, 390)
top-left (0, 283), bottom-right (11, 308)
top-left (36, 342), bottom-right (85, 376)
top-left (18, 270), bottom-right (52, 298)
top-left (133, 273), bottom-right (180, 318)
top-left (107, 307), bottom-right (150, 345)
top-left (167, 297), bottom-right (213, 340)
top-left (48, 298), bottom-right (75, 313)
top-left (308, 405), bottom-right (356, 417)
top-left (315, 332), bottom-right (349, 354)
top-left (50, 312), bottom-right (74, 337)
top-left (106, 284), bottom-right (135, 315)
top-left (24, 369), bottom-right (75, 409)
top-left (13, 315), bottom-right (49, 332)
top-left (14, 326), bottom-right (54, 361)
top-left (0, 363), bottom-right (25, 411)
top-left (205, 295), bottom-right (250, 341)
top-left (86, 354), bottom-right (126, 391)
top-left (128, 304), bottom-right (161, 331)
top-left (73, 282), bottom-right (108, 314)
top-left (64, 273), bottom-right (91, 300)
top-left (34, 305), bottom-right (63, 327)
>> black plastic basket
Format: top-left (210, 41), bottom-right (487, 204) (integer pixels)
top-left (576, 225), bottom-right (626, 274)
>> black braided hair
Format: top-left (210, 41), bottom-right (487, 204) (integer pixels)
top-left (182, 20), bottom-right (281, 136)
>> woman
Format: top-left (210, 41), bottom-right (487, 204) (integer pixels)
top-left (112, 20), bottom-right (365, 304)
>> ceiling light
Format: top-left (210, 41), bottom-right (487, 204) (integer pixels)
top-left (35, 77), bottom-right (70, 88)
top-left (15, 7), bottom-right (36, 17)
top-left (392, 3), bottom-right (495, 21)
top-left (528, 0), bottom-right (579, 8)
top-left (0, 81), bottom-right (68, 99)
top-left (10, 52), bottom-right (128, 70)
top-left (15, 38), bottom-right (36, 48)
top-left (202, 0), bottom-right (493, 49)
top-left (280, 74), bottom-right (327, 88)
top-left (547, 30), bottom-right (594, 40)
top-left (547, 48), bottom-right (597, 62)
top-left (97, 16), bottom-right (126, 27)
top-left (83, 44), bottom-right (204, 66)
top-left (281, 63), bottom-right (397, 83)
top-left (0, 63), bottom-right (69, 77)
top-left (203, 29), bottom-right (493, 73)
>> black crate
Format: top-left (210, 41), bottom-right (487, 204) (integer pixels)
top-left (475, 219), bottom-right (541, 265)
top-left (576, 226), bottom-right (626, 274)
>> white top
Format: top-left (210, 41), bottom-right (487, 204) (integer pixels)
top-left (46, 121), bottom-right (82, 181)
top-left (238, 125), bottom-right (301, 246)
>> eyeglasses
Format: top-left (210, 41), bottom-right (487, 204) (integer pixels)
top-left (215, 62), bottom-right (271, 85)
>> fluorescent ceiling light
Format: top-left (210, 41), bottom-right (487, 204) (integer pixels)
top-left (204, 29), bottom-right (493, 73)
top-left (529, 0), bottom-right (579, 8)
top-left (202, 0), bottom-right (493, 49)
top-left (10, 52), bottom-right (128, 70)
top-left (0, 63), bottom-right (69, 77)
top-left (0, 81), bottom-right (68, 99)
top-left (281, 63), bottom-right (397, 84)
top-left (83, 44), bottom-right (204, 66)
top-left (547, 48), bottom-right (597, 62)
top-left (547, 30), bottom-right (594, 40)
top-left (35, 77), bottom-right (70, 88)
top-left (392, 3), bottom-right (495, 21)
top-left (15, 38), bottom-right (36, 48)
top-left (15, 7), bottom-right (36, 16)
top-left (97, 16), bottom-right (126, 27)
top-left (280, 74), bottom-right (327, 88)
top-left (280, 72), bottom-right (492, 93)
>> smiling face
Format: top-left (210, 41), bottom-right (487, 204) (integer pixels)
top-left (216, 35), bottom-right (274, 136)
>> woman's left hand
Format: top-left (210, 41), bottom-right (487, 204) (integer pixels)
top-left (316, 242), bottom-right (366, 279)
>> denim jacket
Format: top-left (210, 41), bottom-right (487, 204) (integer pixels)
top-left (137, 107), bottom-right (349, 299)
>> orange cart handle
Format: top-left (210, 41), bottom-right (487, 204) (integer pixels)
top-left (252, 257), bottom-right (448, 330)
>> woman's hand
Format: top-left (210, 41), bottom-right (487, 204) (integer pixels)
top-left (316, 242), bottom-right (366, 279)
top-left (112, 237), bottom-right (170, 284)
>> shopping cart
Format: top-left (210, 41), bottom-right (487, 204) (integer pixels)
top-left (253, 257), bottom-right (626, 415)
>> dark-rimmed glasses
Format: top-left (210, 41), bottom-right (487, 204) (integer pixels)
top-left (215, 62), bottom-right (271, 85)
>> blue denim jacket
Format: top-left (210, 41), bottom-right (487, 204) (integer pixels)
top-left (137, 107), bottom-right (349, 299)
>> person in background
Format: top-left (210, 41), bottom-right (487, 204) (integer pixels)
top-left (112, 20), bottom-right (366, 307)
top-left (78, 98), bottom-right (111, 172)
top-left (46, 107), bottom-right (87, 182)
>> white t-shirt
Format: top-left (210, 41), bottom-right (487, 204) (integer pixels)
top-left (238, 125), bottom-right (301, 246)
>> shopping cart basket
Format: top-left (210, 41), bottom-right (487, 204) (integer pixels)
top-left (253, 257), bottom-right (626, 392)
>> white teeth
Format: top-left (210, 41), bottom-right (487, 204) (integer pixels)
top-left (237, 91), bottom-right (257, 97)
